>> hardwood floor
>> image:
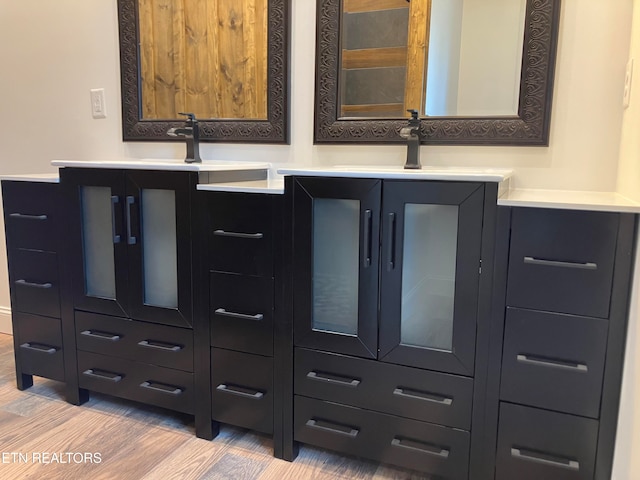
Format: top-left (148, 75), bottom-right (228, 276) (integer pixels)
top-left (0, 334), bottom-right (428, 479)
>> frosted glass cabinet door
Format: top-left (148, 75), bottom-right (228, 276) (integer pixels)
top-left (293, 177), bottom-right (380, 358)
top-left (379, 181), bottom-right (485, 376)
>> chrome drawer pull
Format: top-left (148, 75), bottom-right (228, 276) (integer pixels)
top-left (363, 209), bottom-right (372, 268)
top-left (214, 308), bottom-right (264, 322)
top-left (10, 213), bottom-right (48, 221)
top-left (306, 419), bottom-right (359, 438)
top-left (125, 196), bottom-right (137, 245)
top-left (511, 447), bottom-right (580, 471)
top-left (213, 230), bottom-right (263, 239)
top-left (138, 340), bottom-right (182, 352)
top-left (387, 213), bottom-right (396, 271)
top-left (110, 195), bottom-right (121, 244)
top-left (140, 381), bottom-right (183, 396)
top-left (516, 354), bottom-right (588, 372)
top-left (523, 256), bottom-right (597, 270)
top-left (216, 383), bottom-right (264, 400)
top-left (80, 330), bottom-right (121, 342)
top-left (20, 343), bottom-right (57, 354)
top-left (82, 369), bottom-right (123, 383)
top-left (393, 387), bottom-right (453, 405)
top-left (306, 371), bottom-right (361, 387)
top-left (391, 437), bottom-right (450, 458)
top-left (15, 279), bottom-right (52, 289)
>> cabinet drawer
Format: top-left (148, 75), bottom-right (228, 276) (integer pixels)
top-left (75, 312), bottom-right (193, 372)
top-left (9, 249), bottom-right (60, 318)
top-left (77, 351), bottom-right (194, 414)
top-left (2, 181), bottom-right (59, 252)
top-left (507, 208), bottom-right (618, 318)
top-left (14, 312), bottom-right (64, 382)
top-left (211, 348), bottom-right (273, 434)
top-left (210, 272), bottom-right (273, 356)
top-left (295, 348), bottom-right (472, 430)
top-left (294, 396), bottom-right (470, 479)
top-left (496, 402), bottom-right (598, 480)
top-left (500, 308), bottom-right (607, 418)
top-left (207, 193), bottom-right (273, 277)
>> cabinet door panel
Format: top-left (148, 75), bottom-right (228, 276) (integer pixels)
top-left (293, 177), bottom-right (381, 358)
top-left (379, 181), bottom-right (484, 376)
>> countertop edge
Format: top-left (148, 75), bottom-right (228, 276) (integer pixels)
top-left (1, 174), bottom-right (60, 183)
top-left (498, 189), bottom-right (640, 213)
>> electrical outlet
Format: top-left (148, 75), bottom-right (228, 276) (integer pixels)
top-left (623, 59), bottom-right (633, 109)
top-left (90, 88), bottom-right (107, 119)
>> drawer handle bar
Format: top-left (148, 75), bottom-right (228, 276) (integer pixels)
top-left (391, 437), bottom-right (450, 458)
top-left (15, 279), bottom-right (52, 289)
top-left (213, 230), bottom-right (263, 239)
top-left (82, 369), bottom-right (123, 383)
top-left (138, 340), bottom-right (182, 352)
top-left (393, 387), bottom-right (453, 405)
top-left (387, 213), bottom-right (396, 271)
top-left (20, 343), bottom-right (56, 354)
top-left (517, 354), bottom-right (588, 372)
top-left (125, 196), bottom-right (137, 245)
top-left (306, 419), bottom-right (359, 438)
top-left (111, 195), bottom-right (121, 244)
top-left (9, 213), bottom-right (48, 221)
top-left (523, 256), bottom-right (597, 270)
top-left (214, 308), bottom-right (264, 322)
top-left (363, 209), bottom-right (372, 268)
top-left (80, 330), bottom-right (121, 342)
top-left (511, 447), bottom-right (580, 471)
top-left (140, 381), bottom-right (183, 396)
top-left (216, 384), bottom-right (264, 400)
top-left (307, 371), bottom-right (361, 388)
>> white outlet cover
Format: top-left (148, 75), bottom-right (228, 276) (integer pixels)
top-left (90, 88), bottom-right (107, 119)
top-left (623, 59), bottom-right (633, 109)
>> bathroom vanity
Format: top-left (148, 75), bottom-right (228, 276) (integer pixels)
top-left (1, 163), bottom-right (637, 480)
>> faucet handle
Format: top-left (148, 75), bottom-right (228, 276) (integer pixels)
top-left (178, 112), bottom-right (197, 124)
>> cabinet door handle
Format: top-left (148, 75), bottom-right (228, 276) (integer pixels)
top-left (216, 383), bottom-right (264, 399)
top-left (137, 340), bottom-right (182, 352)
top-left (391, 437), bottom-right (450, 458)
top-left (9, 213), bottom-right (48, 221)
top-left (110, 195), bottom-right (121, 244)
top-left (305, 419), bottom-right (359, 437)
top-left (363, 209), bottom-right (372, 268)
top-left (306, 371), bottom-right (361, 387)
top-left (20, 343), bottom-right (57, 354)
top-left (140, 381), bottom-right (183, 396)
top-left (80, 330), bottom-right (121, 341)
top-left (516, 354), bottom-right (588, 372)
top-left (82, 369), bottom-right (123, 383)
top-left (387, 212), bottom-right (396, 271)
top-left (213, 229), bottom-right (263, 239)
top-left (15, 279), bottom-right (52, 289)
top-left (393, 387), bottom-right (453, 405)
top-left (214, 308), bottom-right (264, 321)
top-left (125, 195), bottom-right (137, 245)
top-left (523, 256), bottom-right (597, 270)
top-left (511, 447), bottom-right (580, 471)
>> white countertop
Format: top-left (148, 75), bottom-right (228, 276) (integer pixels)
top-left (0, 173), bottom-right (59, 183)
top-left (498, 189), bottom-right (640, 213)
top-left (197, 178), bottom-right (284, 194)
top-left (277, 165), bottom-right (513, 182)
top-left (52, 159), bottom-right (270, 172)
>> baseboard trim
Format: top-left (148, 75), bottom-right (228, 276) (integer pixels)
top-left (0, 306), bottom-right (12, 335)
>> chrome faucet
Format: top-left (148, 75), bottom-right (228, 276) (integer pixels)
top-left (399, 109), bottom-right (422, 170)
top-left (167, 112), bottom-right (202, 163)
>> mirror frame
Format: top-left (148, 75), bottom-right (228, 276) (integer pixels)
top-left (314, 0), bottom-right (561, 146)
top-left (118, 0), bottom-right (290, 144)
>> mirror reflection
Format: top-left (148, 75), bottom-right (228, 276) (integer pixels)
top-left (339, 0), bottom-right (527, 118)
top-left (138, 0), bottom-right (268, 120)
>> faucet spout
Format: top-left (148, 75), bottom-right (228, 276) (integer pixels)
top-left (168, 113), bottom-right (202, 163)
top-left (400, 109), bottom-right (421, 170)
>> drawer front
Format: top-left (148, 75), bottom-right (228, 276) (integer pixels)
top-left (507, 208), bottom-right (618, 318)
top-left (2, 181), bottom-right (59, 252)
top-left (14, 312), bottom-right (64, 381)
top-left (77, 351), bottom-right (194, 414)
top-left (9, 249), bottom-right (60, 318)
top-left (294, 396), bottom-right (470, 479)
top-left (211, 348), bottom-right (273, 434)
top-left (75, 311), bottom-right (194, 372)
top-left (207, 193), bottom-right (273, 276)
top-left (500, 308), bottom-right (607, 418)
top-left (210, 272), bottom-right (273, 356)
top-left (496, 402), bottom-right (598, 480)
top-left (295, 348), bottom-right (472, 430)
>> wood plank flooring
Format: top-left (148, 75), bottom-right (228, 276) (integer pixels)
top-left (0, 334), bottom-right (428, 479)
